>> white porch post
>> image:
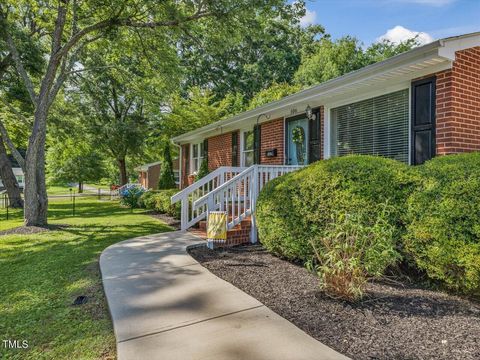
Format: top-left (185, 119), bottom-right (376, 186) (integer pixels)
top-left (250, 165), bottom-right (259, 243)
top-left (181, 198), bottom-right (188, 231)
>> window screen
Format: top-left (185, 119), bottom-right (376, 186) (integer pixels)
top-left (331, 89), bottom-right (409, 163)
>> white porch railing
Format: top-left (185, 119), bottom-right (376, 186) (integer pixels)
top-left (171, 166), bottom-right (245, 230)
top-left (193, 165), bottom-right (302, 243)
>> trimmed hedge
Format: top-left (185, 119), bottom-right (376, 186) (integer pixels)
top-left (138, 189), bottom-right (180, 219)
top-left (256, 155), bottom-right (417, 263)
top-left (404, 153), bottom-right (480, 295)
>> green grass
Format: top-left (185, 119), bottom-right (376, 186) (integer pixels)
top-left (0, 198), bottom-right (172, 359)
top-left (46, 185), bottom-right (74, 195)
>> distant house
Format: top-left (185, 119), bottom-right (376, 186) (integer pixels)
top-left (135, 159), bottom-right (180, 190)
top-left (0, 152), bottom-right (25, 190)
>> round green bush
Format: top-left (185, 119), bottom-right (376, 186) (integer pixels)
top-left (154, 189), bottom-right (181, 219)
top-left (138, 190), bottom-right (160, 209)
top-left (256, 155), bottom-right (417, 262)
top-left (404, 152), bottom-right (480, 295)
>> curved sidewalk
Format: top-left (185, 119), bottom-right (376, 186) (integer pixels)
top-left (100, 231), bottom-right (348, 360)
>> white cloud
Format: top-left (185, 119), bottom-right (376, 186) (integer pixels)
top-left (300, 8), bottom-right (317, 27)
top-left (377, 25), bottom-right (434, 45)
top-left (393, 0), bottom-right (456, 6)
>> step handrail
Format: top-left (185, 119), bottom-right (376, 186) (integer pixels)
top-left (171, 166), bottom-right (245, 204)
top-left (193, 166), bottom-right (254, 209)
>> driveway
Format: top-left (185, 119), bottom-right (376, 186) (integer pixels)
top-left (100, 231), bottom-right (348, 360)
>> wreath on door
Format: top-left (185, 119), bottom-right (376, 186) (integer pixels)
top-left (292, 126), bottom-right (305, 165)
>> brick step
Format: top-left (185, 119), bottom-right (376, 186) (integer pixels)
top-left (198, 217), bottom-right (251, 231)
top-left (190, 216), bottom-right (252, 248)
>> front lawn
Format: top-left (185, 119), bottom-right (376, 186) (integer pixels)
top-left (0, 198), bottom-right (172, 359)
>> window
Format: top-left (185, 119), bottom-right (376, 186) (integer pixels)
top-left (242, 130), bottom-right (254, 166)
top-left (191, 142), bottom-right (204, 173)
top-left (16, 175), bottom-right (24, 185)
top-left (330, 89), bottom-right (409, 163)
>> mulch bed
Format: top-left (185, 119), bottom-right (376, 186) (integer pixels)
top-left (0, 224), bottom-right (69, 236)
top-left (148, 212), bottom-right (180, 230)
top-left (189, 244), bottom-right (480, 360)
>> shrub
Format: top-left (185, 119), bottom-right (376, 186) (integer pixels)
top-left (153, 189), bottom-right (181, 219)
top-left (159, 142), bottom-right (177, 189)
top-left (120, 185), bottom-right (145, 209)
top-left (138, 190), bottom-right (160, 209)
top-left (403, 152), bottom-right (480, 295)
top-left (195, 158), bottom-right (209, 181)
top-left (256, 155), bottom-right (417, 263)
top-left (308, 210), bottom-right (399, 301)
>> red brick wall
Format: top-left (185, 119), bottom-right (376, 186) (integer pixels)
top-left (207, 131), bottom-right (239, 171)
top-left (260, 118), bottom-right (284, 165)
top-left (436, 47), bottom-right (480, 155)
top-left (181, 144), bottom-right (189, 188)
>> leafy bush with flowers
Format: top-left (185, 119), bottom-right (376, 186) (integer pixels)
top-left (119, 184), bottom-right (145, 209)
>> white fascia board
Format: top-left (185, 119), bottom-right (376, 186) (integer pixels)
top-left (438, 33), bottom-right (480, 60)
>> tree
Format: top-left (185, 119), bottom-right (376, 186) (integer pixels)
top-left (46, 140), bottom-right (105, 193)
top-left (294, 36), bottom-right (365, 87)
top-left (294, 36), bottom-right (419, 87)
top-left (163, 87), bottom-right (244, 138)
top-left (0, 0), bottom-right (295, 226)
top-left (158, 142), bottom-right (176, 189)
top-left (0, 21), bottom-right (44, 208)
top-left (178, 8), bottom-right (320, 101)
top-left (73, 46), bottom-right (170, 186)
top-left (247, 82), bottom-right (301, 110)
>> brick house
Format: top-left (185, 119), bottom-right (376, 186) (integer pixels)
top-left (135, 159), bottom-right (180, 190)
top-left (171, 32), bottom-right (480, 245)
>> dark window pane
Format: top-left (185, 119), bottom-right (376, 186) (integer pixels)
top-left (414, 83), bottom-right (432, 125)
top-left (415, 130), bottom-right (432, 165)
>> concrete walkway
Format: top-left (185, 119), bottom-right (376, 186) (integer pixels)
top-left (100, 231), bottom-right (348, 360)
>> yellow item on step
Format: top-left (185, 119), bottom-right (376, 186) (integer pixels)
top-left (207, 211), bottom-right (227, 240)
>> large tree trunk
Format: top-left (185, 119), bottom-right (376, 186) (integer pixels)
top-left (0, 136), bottom-right (23, 208)
top-left (24, 109), bottom-right (48, 226)
top-left (78, 181), bottom-right (83, 193)
top-left (117, 158), bottom-right (127, 185)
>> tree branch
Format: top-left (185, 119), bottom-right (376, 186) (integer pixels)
top-left (55, 9), bottom-right (214, 62)
top-left (0, 18), bottom-right (38, 106)
top-left (0, 97), bottom-right (31, 125)
top-left (0, 117), bottom-right (25, 171)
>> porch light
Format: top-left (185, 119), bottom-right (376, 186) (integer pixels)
top-left (305, 105), bottom-right (314, 120)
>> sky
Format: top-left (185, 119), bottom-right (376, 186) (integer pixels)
top-left (299, 0), bottom-right (480, 45)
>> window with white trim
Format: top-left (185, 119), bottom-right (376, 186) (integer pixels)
top-left (242, 130), bottom-right (254, 167)
top-left (191, 142), bottom-right (204, 173)
top-left (16, 175), bottom-right (24, 185)
top-left (330, 89), bottom-right (409, 163)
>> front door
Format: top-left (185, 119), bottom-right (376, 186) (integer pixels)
top-left (286, 116), bottom-right (309, 165)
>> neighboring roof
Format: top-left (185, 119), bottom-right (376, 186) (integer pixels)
top-left (134, 161), bottom-right (162, 172)
top-left (172, 31), bottom-right (480, 144)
